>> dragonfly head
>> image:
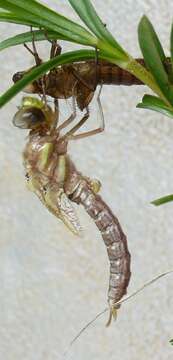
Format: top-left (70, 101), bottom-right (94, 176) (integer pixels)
top-left (13, 96), bottom-right (57, 131)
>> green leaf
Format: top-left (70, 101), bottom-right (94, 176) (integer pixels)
top-left (0, 30), bottom-right (69, 51)
top-left (138, 16), bottom-right (172, 104)
top-left (0, 0), bottom-right (25, 14)
top-left (0, 11), bottom-right (39, 27)
top-left (68, 0), bottom-right (127, 56)
top-left (151, 194), bottom-right (173, 206)
top-left (139, 16), bottom-right (166, 63)
top-left (170, 24), bottom-right (173, 80)
top-left (0, 0), bottom-right (97, 46)
top-left (137, 94), bottom-right (173, 118)
top-left (170, 339), bottom-right (173, 345)
top-left (0, 49), bottom-right (97, 108)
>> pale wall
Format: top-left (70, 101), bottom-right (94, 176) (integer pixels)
top-left (0, 1), bottom-right (173, 359)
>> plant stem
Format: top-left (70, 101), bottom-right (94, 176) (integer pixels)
top-left (126, 58), bottom-right (171, 105)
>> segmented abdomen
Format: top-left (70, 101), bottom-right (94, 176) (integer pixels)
top-left (71, 182), bottom-right (131, 309)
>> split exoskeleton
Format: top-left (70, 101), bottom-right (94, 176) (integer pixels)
top-left (13, 58), bottom-right (144, 112)
top-left (13, 95), bottom-right (131, 324)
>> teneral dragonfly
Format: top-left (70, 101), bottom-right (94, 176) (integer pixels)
top-left (13, 96), bottom-right (131, 323)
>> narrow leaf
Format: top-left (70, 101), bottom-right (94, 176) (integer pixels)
top-left (137, 94), bottom-right (173, 118)
top-left (68, 0), bottom-right (126, 56)
top-left (138, 16), bottom-right (172, 103)
top-left (151, 194), bottom-right (173, 206)
top-left (170, 24), bottom-right (173, 80)
top-left (0, 0), bottom-right (26, 14)
top-left (0, 30), bottom-right (69, 51)
top-left (4, 0), bottom-right (96, 46)
top-left (0, 11), bottom-right (93, 45)
top-left (139, 16), bottom-right (166, 63)
top-left (0, 11), bottom-right (39, 27)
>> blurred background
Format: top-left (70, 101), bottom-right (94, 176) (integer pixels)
top-left (0, 1), bottom-right (173, 359)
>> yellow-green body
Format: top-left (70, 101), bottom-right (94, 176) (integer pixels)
top-left (15, 96), bottom-right (101, 235)
top-left (23, 130), bottom-right (82, 234)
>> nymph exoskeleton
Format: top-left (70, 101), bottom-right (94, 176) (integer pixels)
top-left (13, 95), bottom-right (131, 323)
top-left (13, 35), bottom-right (99, 112)
top-left (13, 58), bottom-right (144, 111)
top-left (12, 32), bottom-right (145, 111)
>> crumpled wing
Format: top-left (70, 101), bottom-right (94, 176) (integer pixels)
top-left (43, 187), bottom-right (82, 236)
top-left (57, 190), bottom-right (82, 236)
top-left (27, 174), bottom-right (82, 235)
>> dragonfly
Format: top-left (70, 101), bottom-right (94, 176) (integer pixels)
top-left (13, 95), bottom-right (131, 324)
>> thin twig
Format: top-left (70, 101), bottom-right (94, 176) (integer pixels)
top-left (62, 269), bottom-right (173, 359)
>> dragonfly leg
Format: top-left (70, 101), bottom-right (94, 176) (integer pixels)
top-left (64, 108), bottom-right (90, 139)
top-left (50, 41), bottom-right (62, 59)
top-left (24, 27), bottom-right (49, 105)
top-left (24, 26), bottom-right (42, 66)
top-left (42, 30), bottom-right (62, 59)
top-left (68, 127), bottom-right (103, 140)
top-left (50, 98), bottom-right (59, 130)
top-left (93, 46), bottom-right (99, 91)
top-left (57, 96), bottom-right (77, 131)
top-left (66, 86), bottom-right (105, 140)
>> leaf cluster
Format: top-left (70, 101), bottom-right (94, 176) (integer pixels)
top-left (0, 0), bottom-right (162, 106)
top-left (137, 16), bottom-right (173, 114)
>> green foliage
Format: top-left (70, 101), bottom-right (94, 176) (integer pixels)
top-left (138, 16), bottom-right (173, 106)
top-left (0, 0), bottom-right (97, 45)
top-left (171, 24), bottom-right (173, 68)
top-left (0, 30), bottom-right (68, 51)
top-left (137, 94), bottom-right (173, 118)
top-left (138, 16), bottom-right (166, 64)
top-left (68, 0), bottom-right (126, 54)
top-left (152, 194), bottom-right (173, 206)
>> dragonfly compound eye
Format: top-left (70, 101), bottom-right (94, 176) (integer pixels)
top-left (13, 107), bottom-right (46, 129)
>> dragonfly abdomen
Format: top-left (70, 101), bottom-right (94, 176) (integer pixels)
top-left (97, 60), bottom-right (143, 85)
top-left (70, 178), bottom-right (131, 315)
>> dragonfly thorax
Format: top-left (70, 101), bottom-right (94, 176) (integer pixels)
top-left (23, 130), bottom-right (70, 187)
